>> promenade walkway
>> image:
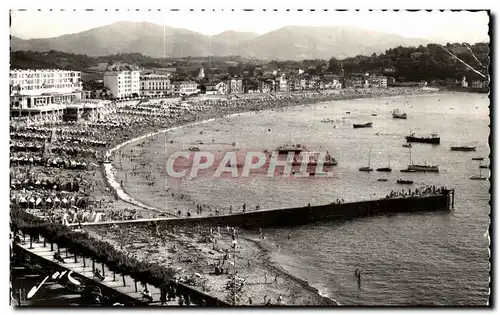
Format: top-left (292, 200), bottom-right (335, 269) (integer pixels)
top-left (15, 235), bottom-right (197, 306)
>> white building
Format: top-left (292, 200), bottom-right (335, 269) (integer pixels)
top-left (140, 73), bottom-right (172, 97)
top-left (461, 76), bottom-right (468, 88)
top-left (198, 68), bottom-right (206, 80)
top-left (175, 81), bottom-right (199, 96)
top-left (279, 74), bottom-right (288, 92)
top-left (104, 67), bottom-right (140, 98)
top-left (367, 75), bottom-right (388, 88)
top-left (10, 69), bottom-right (82, 109)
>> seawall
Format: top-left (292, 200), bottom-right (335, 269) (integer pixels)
top-left (82, 192), bottom-right (453, 230)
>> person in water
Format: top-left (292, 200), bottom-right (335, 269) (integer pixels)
top-left (355, 269), bottom-right (362, 288)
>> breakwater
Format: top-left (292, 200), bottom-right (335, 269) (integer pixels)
top-left (82, 190), bottom-right (454, 229)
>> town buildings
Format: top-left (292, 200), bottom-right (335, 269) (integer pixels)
top-left (10, 69), bottom-right (83, 109)
top-left (367, 75), bottom-right (388, 88)
top-left (175, 81), bottom-right (199, 96)
top-left (227, 77), bottom-right (243, 94)
top-left (278, 74), bottom-right (288, 92)
top-left (205, 82), bottom-right (227, 95)
top-left (103, 65), bottom-right (140, 98)
top-left (82, 80), bottom-right (112, 99)
top-left (472, 80), bottom-right (489, 89)
top-left (198, 68), bottom-right (206, 80)
top-left (139, 73), bottom-right (172, 97)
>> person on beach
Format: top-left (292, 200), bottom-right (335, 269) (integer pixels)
top-left (248, 297), bottom-right (253, 305)
top-left (288, 232), bottom-right (291, 240)
top-left (264, 272), bottom-right (268, 284)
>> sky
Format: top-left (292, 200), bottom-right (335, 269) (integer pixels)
top-left (10, 9), bottom-right (490, 43)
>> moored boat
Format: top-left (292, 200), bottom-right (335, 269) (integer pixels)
top-left (291, 151), bottom-right (338, 166)
top-left (407, 164), bottom-right (439, 172)
top-left (376, 167), bottom-right (392, 172)
top-left (400, 168), bottom-right (417, 173)
top-left (277, 143), bottom-right (304, 154)
top-left (353, 122), bottom-right (373, 129)
top-left (472, 157), bottom-right (484, 161)
top-left (406, 132), bottom-right (440, 144)
top-left (359, 148), bottom-right (373, 172)
top-left (376, 155), bottom-right (392, 172)
top-left (377, 178), bottom-right (388, 182)
top-left (450, 146), bottom-right (477, 151)
top-left (392, 109), bottom-right (407, 119)
top-left (397, 179), bottom-right (414, 184)
top-left (189, 146), bottom-right (200, 151)
top-left (402, 143), bottom-right (412, 148)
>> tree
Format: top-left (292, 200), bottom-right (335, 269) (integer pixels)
top-left (327, 57), bottom-right (341, 73)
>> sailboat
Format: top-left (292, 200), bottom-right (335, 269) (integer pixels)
top-left (403, 146), bottom-right (439, 172)
top-left (359, 148), bottom-right (373, 172)
top-left (376, 155), bottom-right (392, 172)
top-left (470, 165), bottom-right (487, 180)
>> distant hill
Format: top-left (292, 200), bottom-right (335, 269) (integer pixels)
top-left (11, 21), bottom-right (433, 60)
top-left (212, 30), bottom-right (259, 43)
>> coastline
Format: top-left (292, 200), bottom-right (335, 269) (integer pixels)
top-left (94, 87), bottom-right (442, 306)
top-left (108, 87), bottom-right (441, 215)
top-left (85, 222), bottom-right (339, 306)
top-left (106, 89), bottom-right (442, 216)
top-left (243, 236), bottom-right (340, 306)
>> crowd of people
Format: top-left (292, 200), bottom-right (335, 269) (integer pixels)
top-left (11, 88), bottom-right (435, 305)
top-left (386, 185), bottom-right (449, 199)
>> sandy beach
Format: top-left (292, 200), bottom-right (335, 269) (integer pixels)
top-left (76, 87), bottom-right (440, 305)
top-left (50, 87), bottom-right (439, 305)
top-left (86, 223), bottom-right (336, 306)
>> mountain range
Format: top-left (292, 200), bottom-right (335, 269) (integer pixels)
top-left (11, 21), bottom-right (433, 60)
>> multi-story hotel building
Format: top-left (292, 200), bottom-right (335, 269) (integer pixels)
top-left (226, 78), bottom-right (243, 94)
top-left (103, 66), bottom-right (140, 98)
top-left (139, 73), bottom-right (172, 97)
top-left (10, 69), bottom-right (83, 109)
